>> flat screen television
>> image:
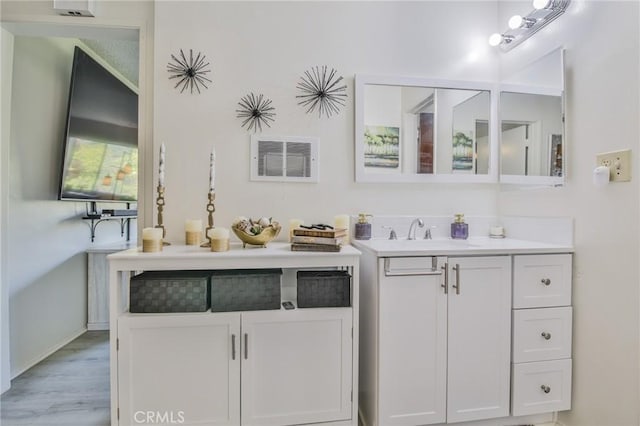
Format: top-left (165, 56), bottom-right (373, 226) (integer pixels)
top-left (58, 46), bottom-right (138, 203)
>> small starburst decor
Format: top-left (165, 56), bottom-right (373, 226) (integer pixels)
top-left (296, 66), bottom-right (348, 118)
top-left (236, 93), bottom-right (276, 133)
top-left (167, 49), bottom-right (212, 94)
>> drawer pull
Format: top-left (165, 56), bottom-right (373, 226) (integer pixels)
top-left (441, 264), bottom-right (448, 294)
top-left (541, 385), bottom-right (551, 394)
top-left (541, 332), bottom-right (552, 340)
top-left (244, 333), bottom-right (248, 360)
top-left (231, 334), bottom-right (236, 360)
top-left (541, 278), bottom-right (551, 286)
top-left (452, 264), bottom-right (461, 295)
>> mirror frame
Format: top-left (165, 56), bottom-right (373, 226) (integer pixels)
top-left (498, 83), bottom-right (565, 186)
top-left (355, 74), bottom-right (499, 184)
top-left (499, 47), bottom-right (566, 186)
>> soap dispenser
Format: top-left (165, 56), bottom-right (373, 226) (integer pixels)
top-left (451, 213), bottom-right (469, 240)
top-left (354, 213), bottom-right (373, 240)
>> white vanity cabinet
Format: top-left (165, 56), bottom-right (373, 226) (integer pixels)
top-left (108, 244), bottom-right (360, 426)
top-left (511, 254), bottom-right (573, 416)
top-left (361, 254), bottom-right (511, 426)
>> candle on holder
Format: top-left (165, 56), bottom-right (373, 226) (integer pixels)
top-left (158, 143), bottom-right (166, 187)
top-left (289, 219), bottom-right (304, 242)
top-left (185, 219), bottom-right (203, 245)
top-left (207, 227), bottom-right (229, 252)
top-left (209, 148), bottom-right (216, 192)
top-left (334, 214), bottom-right (350, 244)
top-left (142, 227), bottom-right (163, 252)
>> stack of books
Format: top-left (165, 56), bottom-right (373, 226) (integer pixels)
top-left (291, 227), bottom-right (347, 252)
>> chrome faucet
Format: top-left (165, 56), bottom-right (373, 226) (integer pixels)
top-left (407, 218), bottom-right (424, 240)
top-left (382, 226), bottom-right (397, 240)
top-left (424, 225), bottom-right (436, 240)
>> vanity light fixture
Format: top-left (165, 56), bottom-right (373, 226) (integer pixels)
top-left (508, 15), bottom-right (536, 30)
top-left (489, 0), bottom-right (571, 51)
top-left (488, 33), bottom-right (514, 47)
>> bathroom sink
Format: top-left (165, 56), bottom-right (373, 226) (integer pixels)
top-left (358, 238), bottom-right (479, 251)
top-left (352, 237), bottom-right (489, 256)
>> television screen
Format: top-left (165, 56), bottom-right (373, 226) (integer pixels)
top-left (59, 46), bottom-right (138, 202)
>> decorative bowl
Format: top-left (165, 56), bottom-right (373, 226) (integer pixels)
top-left (231, 223), bottom-right (281, 248)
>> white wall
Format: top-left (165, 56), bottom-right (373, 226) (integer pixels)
top-left (497, 1), bottom-right (640, 425)
top-left (7, 36), bottom-right (135, 378)
top-left (0, 27), bottom-right (14, 394)
top-left (153, 1), bottom-right (500, 244)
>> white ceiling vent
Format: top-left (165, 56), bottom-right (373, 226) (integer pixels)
top-left (53, 0), bottom-right (95, 17)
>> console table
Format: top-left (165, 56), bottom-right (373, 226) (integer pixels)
top-left (108, 243), bottom-right (360, 426)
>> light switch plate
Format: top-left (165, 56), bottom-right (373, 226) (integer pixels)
top-left (596, 149), bottom-right (632, 182)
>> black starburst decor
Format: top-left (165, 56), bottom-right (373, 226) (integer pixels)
top-left (236, 93), bottom-right (276, 132)
top-left (296, 66), bottom-right (347, 118)
top-left (167, 49), bottom-right (212, 94)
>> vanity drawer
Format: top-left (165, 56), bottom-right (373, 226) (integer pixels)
top-left (512, 307), bottom-right (572, 363)
top-left (512, 359), bottom-right (572, 416)
top-left (513, 254), bottom-right (572, 308)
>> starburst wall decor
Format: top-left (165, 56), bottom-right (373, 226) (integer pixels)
top-left (236, 93), bottom-right (276, 133)
top-left (296, 66), bottom-right (347, 118)
top-left (167, 49), bottom-right (212, 94)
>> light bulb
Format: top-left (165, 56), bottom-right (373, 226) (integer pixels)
top-left (508, 15), bottom-right (524, 29)
top-left (488, 33), bottom-right (503, 47)
top-left (533, 0), bottom-right (551, 10)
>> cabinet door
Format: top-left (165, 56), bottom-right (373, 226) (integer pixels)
top-left (446, 256), bottom-right (511, 423)
top-left (378, 257), bottom-right (447, 426)
top-left (241, 308), bottom-right (352, 426)
top-left (117, 313), bottom-right (241, 426)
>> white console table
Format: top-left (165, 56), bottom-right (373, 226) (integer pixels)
top-left (108, 242), bottom-right (360, 426)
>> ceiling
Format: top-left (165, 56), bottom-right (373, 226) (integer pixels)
top-left (80, 38), bottom-right (138, 86)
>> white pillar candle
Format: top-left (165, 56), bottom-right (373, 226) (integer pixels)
top-left (289, 219), bottom-right (304, 242)
top-left (185, 219), bottom-right (202, 233)
top-left (209, 148), bottom-right (216, 192)
top-left (334, 214), bottom-right (350, 244)
top-left (185, 219), bottom-right (203, 245)
top-left (207, 227), bottom-right (230, 252)
top-left (142, 227), bottom-right (163, 252)
top-left (158, 143), bottom-right (166, 187)
top-left (207, 227), bottom-right (229, 240)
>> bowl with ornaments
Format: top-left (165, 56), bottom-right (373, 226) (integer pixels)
top-left (231, 216), bottom-right (281, 248)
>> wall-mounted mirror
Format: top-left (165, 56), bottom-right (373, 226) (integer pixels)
top-left (499, 48), bottom-right (565, 185)
top-left (355, 75), bottom-right (498, 183)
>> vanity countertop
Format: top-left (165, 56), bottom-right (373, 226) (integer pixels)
top-left (352, 237), bottom-right (574, 257)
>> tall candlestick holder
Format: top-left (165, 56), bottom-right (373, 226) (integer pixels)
top-left (155, 184), bottom-right (170, 245)
top-left (200, 191), bottom-right (216, 247)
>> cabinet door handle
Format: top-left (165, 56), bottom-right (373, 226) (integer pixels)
top-left (452, 264), bottom-right (460, 295)
top-left (244, 333), bottom-right (248, 360)
top-left (541, 385), bottom-right (551, 394)
top-left (441, 263), bottom-right (448, 294)
top-left (231, 334), bottom-right (236, 360)
top-left (541, 278), bottom-right (551, 286)
top-left (541, 331), bottom-right (551, 340)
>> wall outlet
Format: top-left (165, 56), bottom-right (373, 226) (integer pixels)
top-left (596, 149), bottom-right (632, 182)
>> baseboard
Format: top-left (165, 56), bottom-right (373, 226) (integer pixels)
top-left (87, 322), bottom-right (109, 331)
top-left (10, 326), bottom-right (87, 380)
